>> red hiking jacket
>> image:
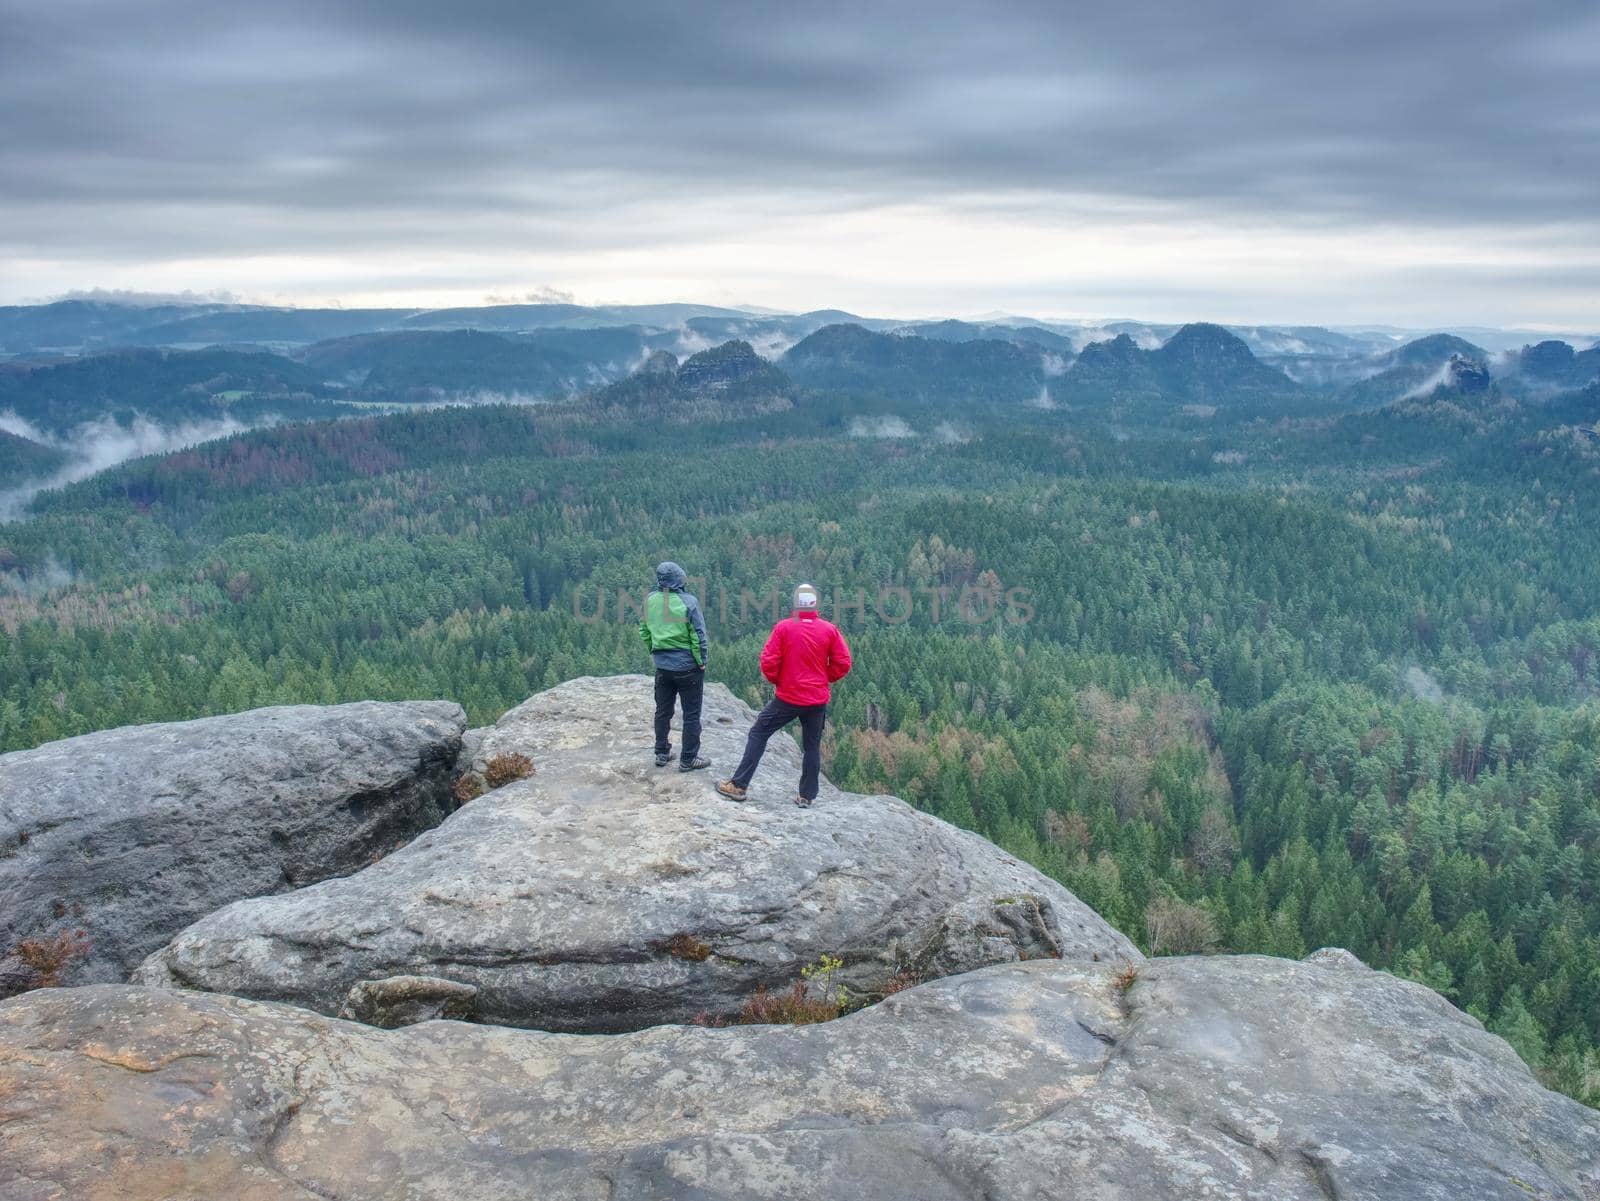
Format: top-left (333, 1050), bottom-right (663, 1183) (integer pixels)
top-left (759, 611), bottom-right (852, 706)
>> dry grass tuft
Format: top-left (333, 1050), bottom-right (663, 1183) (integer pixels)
top-left (483, 752), bottom-right (535, 789)
top-left (738, 980), bottom-right (844, 1025)
top-left (1111, 961), bottom-right (1141, 994)
top-left (877, 970), bottom-right (920, 999)
top-left (12, 928), bottom-right (91, 988)
top-left (664, 933), bottom-right (713, 962)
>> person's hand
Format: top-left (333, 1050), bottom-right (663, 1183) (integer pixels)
top-left (698, 663), bottom-right (706, 671)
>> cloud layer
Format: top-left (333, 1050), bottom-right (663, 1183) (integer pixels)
top-left (2, 1), bottom-right (1596, 325)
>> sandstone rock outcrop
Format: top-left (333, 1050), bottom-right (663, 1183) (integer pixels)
top-left (0, 701), bottom-right (465, 994)
top-left (4, 953), bottom-right (1597, 1200)
top-left (136, 675), bottom-right (1136, 1030)
top-left (338, 974), bottom-right (479, 1027)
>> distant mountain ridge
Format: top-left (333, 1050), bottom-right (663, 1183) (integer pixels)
top-left (301, 328), bottom-right (654, 400)
top-left (126, 308), bottom-right (420, 349)
top-left (891, 319), bottom-right (1078, 355)
top-left (7, 297), bottom-right (1590, 368)
top-left (3, 301), bottom-right (1595, 434)
top-left (0, 300), bottom-right (802, 356)
top-left (0, 347), bottom-right (355, 435)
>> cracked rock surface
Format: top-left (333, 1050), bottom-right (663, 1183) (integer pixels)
top-left (135, 675), bottom-right (1137, 1030)
top-left (0, 701), bottom-right (465, 995)
top-left (4, 954), bottom-right (1597, 1200)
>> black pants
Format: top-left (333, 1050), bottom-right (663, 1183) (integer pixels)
top-left (731, 697), bottom-right (827, 800)
top-left (654, 667), bottom-right (703, 763)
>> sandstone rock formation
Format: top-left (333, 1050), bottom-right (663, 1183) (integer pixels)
top-left (136, 675), bottom-right (1137, 1030)
top-left (4, 953), bottom-right (1597, 1200)
top-left (0, 701), bottom-right (465, 994)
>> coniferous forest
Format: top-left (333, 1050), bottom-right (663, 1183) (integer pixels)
top-left (2, 324), bottom-right (1599, 1107)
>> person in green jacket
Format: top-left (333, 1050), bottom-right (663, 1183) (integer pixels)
top-left (638, 561), bottom-right (711, 771)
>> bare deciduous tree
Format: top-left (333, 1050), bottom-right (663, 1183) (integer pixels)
top-left (1146, 893), bottom-right (1219, 955)
top-left (1043, 809), bottom-right (1091, 853)
top-left (1189, 805), bottom-right (1239, 873)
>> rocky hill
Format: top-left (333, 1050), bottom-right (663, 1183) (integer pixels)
top-left (1379, 332), bottom-right (1487, 368)
top-left (1064, 331), bottom-right (1163, 402)
top-left (591, 339), bottom-right (794, 417)
top-left (2, 675), bottom-right (1598, 1199)
top-left (1338, 333), bottom-right (1491, 408)
top-left (1514, 338), bottom-right (1600, 390)
top-left (1060, 324), bottom-right (1302, 411)
top-left (1151, 322), bottom-right (1300, 404)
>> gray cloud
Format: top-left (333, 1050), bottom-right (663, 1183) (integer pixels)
top-left (0, 0), bottom-right (1596, 324)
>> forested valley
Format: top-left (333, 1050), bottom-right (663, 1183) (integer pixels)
top-left (3, 319), bottom-right (1599, 1106)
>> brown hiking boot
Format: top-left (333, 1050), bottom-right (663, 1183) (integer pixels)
top-left (795, 794), bottom-right (814, 808)
top-left (716, 779), bottom-right (747, 802)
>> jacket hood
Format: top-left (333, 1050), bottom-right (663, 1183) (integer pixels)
top-left (655, 561), bottom-right (687, 591)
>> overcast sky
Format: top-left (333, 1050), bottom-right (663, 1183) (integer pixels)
top-left (1, 0), bottom-right (1596, 328)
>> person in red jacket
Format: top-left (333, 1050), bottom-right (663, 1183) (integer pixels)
top-left (717, 583), bottom-right (851, 807)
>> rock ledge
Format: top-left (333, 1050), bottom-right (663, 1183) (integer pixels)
top-left (137, 675), bottom-right (1137, 1030)
top-left (1, 700), bottom-right (465, 993)
top-left (4, 953), bottom-right (1598, 1200)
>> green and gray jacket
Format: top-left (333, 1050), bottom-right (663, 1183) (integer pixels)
top-left (639, 561), bottom-right (708, 671)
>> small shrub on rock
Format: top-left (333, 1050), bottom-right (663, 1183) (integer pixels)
top-left (13, 928), bottom-right (91, 988)
top-left (484, 753), bottom-right (534, 789)
top-left (739, 955), bottom-right (851, 1026)
top-left (878, 970), bottom-right (920, 999)
top-left (664, 933), bottom-right (713, 961)
top-left (695, 956), bottom-right (919, 1029)
top-left (450, 753), bottom-right (534, 806)
top-left (1111, 961), bottom-right (1141, 994)
top-left (739, 980), bottom-right (843, 1025)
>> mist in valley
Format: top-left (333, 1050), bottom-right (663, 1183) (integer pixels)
top-left (0, 411), bottom-right (261, 521)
